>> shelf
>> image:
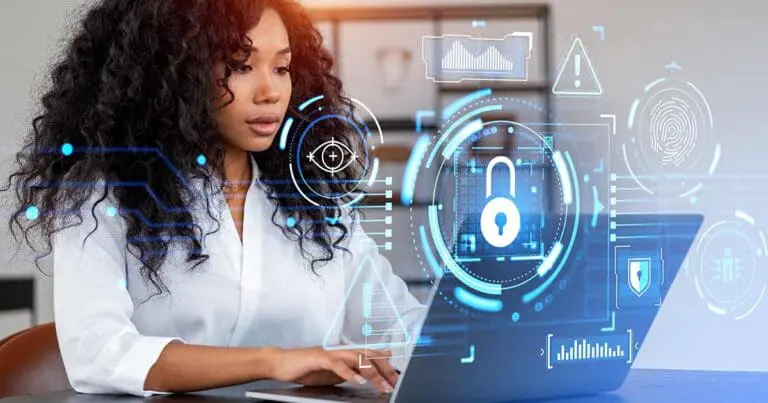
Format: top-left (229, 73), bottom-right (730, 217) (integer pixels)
top-left (364, 119), bottom-right (421, 133)
top-left (360, 193), bottom-right (431, 208)
top-left (309, 4), bottom-right (554, 212)
top-left (374, 144), bottom-right (412, 163)
top-left (439, 82), bottom-right (551, 94)
top-left (307, 4), bottom-right (548, 21)
top-left (0, 278), bottom-right (34, 314)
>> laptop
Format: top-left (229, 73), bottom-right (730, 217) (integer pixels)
top-left (246, 213), bottom-right (703, 402)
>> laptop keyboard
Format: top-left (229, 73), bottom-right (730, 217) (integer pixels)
top-left (324, 388), bottom-right (391, 402)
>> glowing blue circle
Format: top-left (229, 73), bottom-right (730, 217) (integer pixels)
top-left (286, 217), bottom-right (296, 228)
top-left (361, 323), bottom-right (373, 336)
top-left (534, 302), bottom-right (543, 312)
top-left (196, 154), bottom-right (207, 166)
top-left (106, 207), bottom-right (118, 217)
top-left (295, 114), bottom-right (369, 200)
top-left (61, 143), bottom-right (73, 156)
top-left (511, 312), bottom-right (520, 322)
top-left (584, 174), bottom-right (590, 183)
top-left (25, 206), bottom-right (39, 220)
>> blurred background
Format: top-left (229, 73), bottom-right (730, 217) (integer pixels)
top-left (1, 0), bottom-right (766, 374)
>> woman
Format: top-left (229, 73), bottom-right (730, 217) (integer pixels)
top-left (4, 0), bottom-right (425, 397)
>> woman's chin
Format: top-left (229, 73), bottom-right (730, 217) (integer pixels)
top-left (244, 135), bottom-right (277, 152)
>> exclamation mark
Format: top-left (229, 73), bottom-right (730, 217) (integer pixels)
top-left (361, 282), bottom-right (373, 337)
top-left (574, 54), bottom-right (582, 88)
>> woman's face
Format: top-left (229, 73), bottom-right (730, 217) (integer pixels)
top-left (214, 8), bottom-right (292, 153)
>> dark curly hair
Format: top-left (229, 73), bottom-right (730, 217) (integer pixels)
top-left (3, 0), bottom-right (363, 297)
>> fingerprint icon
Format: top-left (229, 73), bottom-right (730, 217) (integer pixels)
top-left (648, 96), bottom-right (698, 167)
top-left (626, 72), bottom-right (717, 197)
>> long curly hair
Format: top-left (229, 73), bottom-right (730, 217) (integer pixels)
top-left (3, 0), bottom-right (362, 296)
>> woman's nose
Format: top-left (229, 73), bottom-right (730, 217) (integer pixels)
top-left (253, 71), bottom-right (280, 104)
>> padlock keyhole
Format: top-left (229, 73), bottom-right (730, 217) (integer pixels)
top-left (495, 212), bottom-right (507, 236)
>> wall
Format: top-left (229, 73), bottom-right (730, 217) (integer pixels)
top-left (0, 0), bottom-right (90, 338)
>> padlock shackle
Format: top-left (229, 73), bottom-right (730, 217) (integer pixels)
top-left (485, 156), bottom-right (516, 199)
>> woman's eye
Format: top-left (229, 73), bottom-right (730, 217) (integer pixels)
top-left (276, 66), bottom-right (291, 75)
top-left (235, 64), bottom-right (253, 73)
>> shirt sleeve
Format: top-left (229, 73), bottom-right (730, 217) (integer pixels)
top-left (53, 189), bottom-right (185, 397)
top-left (340, 212), bottom-right (427, 371)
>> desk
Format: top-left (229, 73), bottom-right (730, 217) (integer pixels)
top-left (1, 369), bottom-right (767, 402)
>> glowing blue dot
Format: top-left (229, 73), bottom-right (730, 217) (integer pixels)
top-left (535, 302), bottom-right (543, 312)
top-left (531, 186), bottom-right (538, 194)
top-left (690, 196), bottom-right (698, 205)
top-left (491, 127), bottom-right (498, 134)
top-left (362, 323), bottom-right (373, 336)
top-left (584, 175), bottom-right (590, 183)
top-left (438, 204), bottom-right (443, 210)
top-left (196, 154), bottom-right (207, 166)
top-left (559, 279), bottom-right (567, 290)
top-left (511, 312), bottom-right (520, 322)
top-left (286, 217), bottom-right (296, 228)
top-left (106, 207), bottom-right (118, 217)
top-left (516, 159), bottom-right (522, 166)
top-left (507, 127), bottom-right (514, 134)
top-left (61, 143), bottom-right (73, 156)
top-left (25, 206), bottom-right (39, 220)
top-left (545, 294), bottom-right (554, 304)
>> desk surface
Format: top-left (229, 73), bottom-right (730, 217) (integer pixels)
top-left (2, 369), bottom-right (767, 403)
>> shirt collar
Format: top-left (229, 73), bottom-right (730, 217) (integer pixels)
top-left (187, 152), bottom-right (266, 201)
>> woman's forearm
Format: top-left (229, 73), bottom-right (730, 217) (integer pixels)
top-left (144, 341), bottom-right (280, 393)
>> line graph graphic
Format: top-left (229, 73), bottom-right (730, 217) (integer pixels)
top-left (423, 33), bottom-right (532, 82)
top-left (441, 41), bottom-right (515, 72)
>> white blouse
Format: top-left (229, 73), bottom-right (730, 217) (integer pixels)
top-left (52, 154), bottom-right (426, 397)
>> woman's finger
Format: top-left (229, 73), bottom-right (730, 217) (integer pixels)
top-left (360, 349), bottom-right (397, 386)
top-left (370, 354), bottom-right (399, 390)
top-left (357, 355), bottom-right (394, 394)
top-left (323, 356), bottom-right (366, 386)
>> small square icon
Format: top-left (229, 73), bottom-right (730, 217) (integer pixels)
top-left (460, 234), bottom-right (477, 253)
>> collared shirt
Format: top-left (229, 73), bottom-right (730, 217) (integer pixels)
top-left (53, 154), bottom-right (425, 397)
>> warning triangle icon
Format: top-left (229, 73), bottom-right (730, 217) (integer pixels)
top-left (323, 253), bottom-right (412, 351)
top-left (552, 36), bottom-right (603, 96)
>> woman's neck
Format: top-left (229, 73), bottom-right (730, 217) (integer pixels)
top-left (222, 148), bottom-right (252, 193)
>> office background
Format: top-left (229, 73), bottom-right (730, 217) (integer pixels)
top-left (0, 0), bottom-right (766, 373)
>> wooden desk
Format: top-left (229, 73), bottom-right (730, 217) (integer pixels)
top-left (1, 369), bottom-right (767, 402)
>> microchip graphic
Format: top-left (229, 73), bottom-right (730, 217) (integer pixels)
top-left (422, 33), bottom-right (532, 83)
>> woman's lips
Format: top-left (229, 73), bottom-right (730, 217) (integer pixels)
top-left (248, 121), bottom-right (279, 136)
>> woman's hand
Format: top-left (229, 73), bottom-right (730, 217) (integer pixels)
top-left (268, 347), bottom-right (398, 394)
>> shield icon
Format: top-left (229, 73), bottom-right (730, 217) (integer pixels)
top-left (628, 258), bottom-right (651, 297)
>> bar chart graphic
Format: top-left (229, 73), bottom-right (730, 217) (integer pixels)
top-left (423, 33), bottom-right (532, 82)
top-left (546, 329), bottom-right (633, 369)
